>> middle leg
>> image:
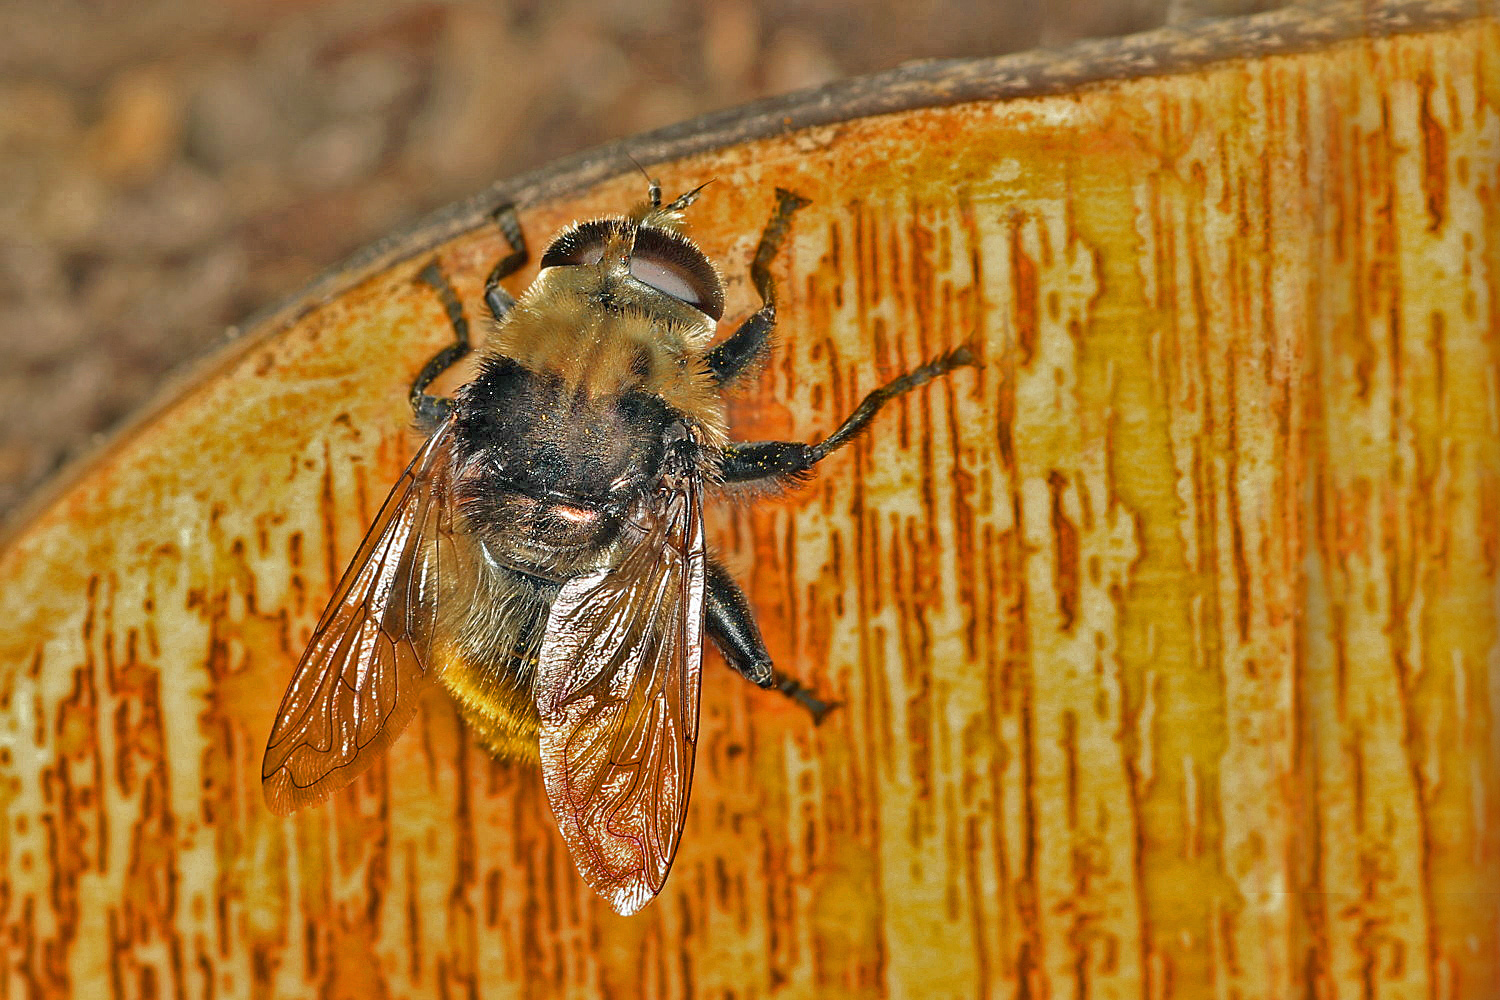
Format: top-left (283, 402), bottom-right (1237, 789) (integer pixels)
top-left (719, 346), bottom-right (977, 487)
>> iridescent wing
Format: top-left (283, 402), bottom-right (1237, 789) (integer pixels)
top-left (262, 418), bottom-right (461, 815)
top-left (534, 438), bottom-right (706, 915)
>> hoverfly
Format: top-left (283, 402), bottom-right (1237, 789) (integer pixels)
top-left (261, 180), bottom-right (974, 914)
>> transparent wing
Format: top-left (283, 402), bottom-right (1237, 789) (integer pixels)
top-left (535, 445), bottom-right (706, 915)
top-left (262, 418), bottom-right (461, 815)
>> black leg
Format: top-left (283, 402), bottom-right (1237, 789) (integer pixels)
top-left (410, 262), bottom-right (470, 429)
top-left (706, 558), bottom-right (838, 724)
top-left (410, 204), bottom-right (527, 429)
top-left (719, 346), bottom-right (978, 486)
top-left (483, 203), bottom-right (528, 323)
top-left (706, 188), bottom-right (811, 385)
top-left (705, 559), bottom-right (774, 687)
top-left (771, 671), bottom-right (838, 725)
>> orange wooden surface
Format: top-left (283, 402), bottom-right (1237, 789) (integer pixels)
top-left (2, 9), bottom-right (1497, 998)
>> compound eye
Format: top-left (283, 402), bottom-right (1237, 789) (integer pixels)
top-left (628, 227), bottom-right (724, 320)
top-left (539, 219), bottom-right (617, 269)
top-left (539, 219), bottom-right (724, 320)
top-left (629, 257), bottom-right (697, 306)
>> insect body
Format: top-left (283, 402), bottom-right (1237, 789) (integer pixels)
top-left (261, 181), bottom-right (974, 914)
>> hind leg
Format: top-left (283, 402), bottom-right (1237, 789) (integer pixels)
top-left (705, 558), bottom-right (837, 724)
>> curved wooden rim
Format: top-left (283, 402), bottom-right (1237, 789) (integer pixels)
top-left (4, 0), bottom-right (1492, 542)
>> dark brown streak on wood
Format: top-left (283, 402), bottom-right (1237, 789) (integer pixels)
top-left (995, 338), bottom-right (1017, 473)
top-left (404, 840), bottom-right (422, 980)
top-left (915, 392), bottom-right (940, 559)
top-left (301, 841), bottom-right (322, 981)
top-left (885, 207), bottom-right (906, 332)
top-left (780, 503), bottom-right (802, 690)
top-left (1124, 690), bottom-right (1154, 1000)
top-left (897, 513), bottom-right (934, 824)
top-left (14, 896), bottom-right (40, 999)
top-left (167, 934), bottom-right (186, 1000)
top-left (907, 198), bottom-right (937, 355)
top-left (514, 775), bottom-right (542, 992)
top-left (1063, 711), bottom-right (1084, 848)
top-left (850, 204), bottom-right (873, 391)
top-left (886, 529), bottom-right (930, 816)
top-left (1048, 471), bottom-right (1081, 632)
top-left (287, 530), bottom-right (307, 620)
top-left (216, 866), bottom-right (231, 962)
top-left (1185, 197), bottom-right (1213, 572)
top-left (44, 575), bottom-right (111, 997)
top-left (1395, 315), bottom-right (1443, 1000)
top-left (1290, 239), bottom-right (1331, 984)
top-left (964, 814), bottom-right (992, 996)
top-left (1418, 68), bottom-right (1449, 232)
top-left (1291, 565), bottom-right (1330, 999)
top-left (317, 439), bottom-right (340, 601)
top-left (139, 963), bottom-right (158, 999)
top-left (827, 218), bottom-right (845, 312)
top-left (449, 711), bottom-right (478, 994)
top-left (947, 379), bottom-right (981, 660)
top-left (352, 439), bottom-right (375, 553)
top-left (1006, 484), bottom-right (1043, 999)
top-left (848, 424), bottom-right (891, 774)
top-left (1351, 721), bottom-right (1367, 837)
top-left (365, 776), bottom-right (391, 946)
top-left (1225, 340), bottom-right (1252, 644)
top-left (195, 946), bottom-right (214, 1000)
top-left (95, 582), bottom-right (116, 878)
top-left (122, 645), bottom-right (183, 995)
top-left (1070, 891), bottom-right (1092, 1000)
top-left (759, 825), bottom-right (787, 987)
top-left (1012, 219), bottom-right (1039, 368)
top-left (250, 942), bottom-right (273, 994)
top-left (107, 907), bottom-right (124, 1000)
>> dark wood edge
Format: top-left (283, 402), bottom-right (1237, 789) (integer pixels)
top-left (4, 0), bottom-right (1494, 542)
top-left (283, 0), bottom-right (1497, 317)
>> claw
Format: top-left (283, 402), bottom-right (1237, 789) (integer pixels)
top-left (774, 672), bottom-right (840, 725)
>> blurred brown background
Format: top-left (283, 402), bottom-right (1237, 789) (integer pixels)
top-left (0, 0), bottom-right (1288, 521)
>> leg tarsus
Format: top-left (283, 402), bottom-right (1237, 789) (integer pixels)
top-left (707, 188), bottom-right (810, 386)
top-left (410, 260), bottom-right (471, 426)
top-left (703, 558), bottom-right (839, 725)
top-left (772, 670), bottom-right (839, 725)
top-left (809, 345), bottom-right (977, 461)
top-left (411, 204), bottom-right (529, 426)
top-left (483, 203), bottom-right (527, 323)
top-left (718, 345), bottom-right (978, 487)
top-left (751, 188), bottom-right (811, 305)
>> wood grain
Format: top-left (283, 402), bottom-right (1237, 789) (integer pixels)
top-left (2, 7), bottom-right (1497, 998)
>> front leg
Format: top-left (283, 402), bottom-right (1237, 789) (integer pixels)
top-left (483, 204), bottom-right (528, 323)
top-left (706, 188), bottom-right (811, 386)
top-left (720, 346), bottom-right (977, 487)
top-left (409, 203), bottom-right (528, 429)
